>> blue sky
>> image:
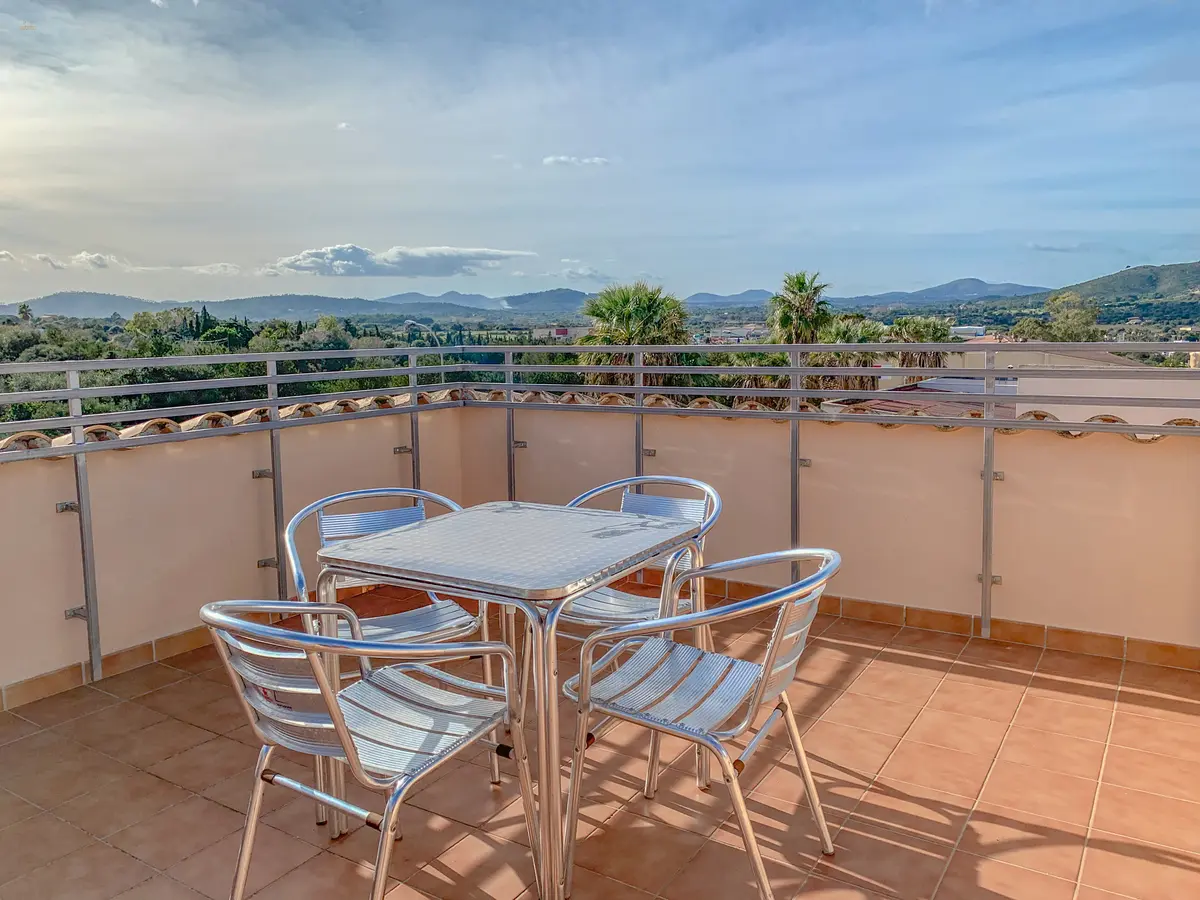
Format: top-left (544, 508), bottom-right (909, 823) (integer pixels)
top-left (0, 0), bottom-right (1197, 303)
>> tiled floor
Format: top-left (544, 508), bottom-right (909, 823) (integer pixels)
top-left (4, 595), bottom-right (1200, 899)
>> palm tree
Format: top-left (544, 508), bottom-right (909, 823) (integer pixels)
top-left (719, 350), bottom-right (791, 409)
top-left (767, 271), bottom-right (834, 345)
top-left (809, 317), bottom-right (886, 395)
top-left (887, 316), bottom-right (953, 383)
top-left (17, 303), bottom-right (32, 323)
top-left (578, 281), bottom-right (690, 387)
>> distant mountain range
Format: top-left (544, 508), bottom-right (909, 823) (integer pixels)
top-left (4, 263), bottom-right (1197, 321)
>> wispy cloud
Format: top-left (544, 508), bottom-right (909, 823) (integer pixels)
top-left (1028, 241), bottom-right (1098, 254)
top-left (29, 251), bottom-right (239, 274)
top-left (561, 265), bottom-right (613, 283)
top-left (0, 251), bottom-right (17, 264)
top-left (335, 122), bottom-right (352, 131)
top-left (542, 156), bottom-right (610, 167)
top-left (261, 243), bottom-right (536, 277)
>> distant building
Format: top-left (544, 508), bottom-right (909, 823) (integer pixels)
top-left (531, 325), bottom-right (592, 342)
top-left (950, 325), bottom-right (986, 338)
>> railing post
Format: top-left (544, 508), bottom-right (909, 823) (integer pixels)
top-left (505, 351), bottom-right (516, 501)
top-left (67, 369), bottom-right (103, 679)
top-left (265, 360), bottom-right (288, 601)
top-left (408, 352), bottom-right (422, 490)
top-left (634, 350), bottom-right (645, 479)
top-left (789, 350), bottom-right (801, 582)
top-left (980, 350), bottom-right (997, 639)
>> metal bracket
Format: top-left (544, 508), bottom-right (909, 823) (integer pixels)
top-left (257, 558), bottom-right (279, 569)
top-left (56, 500), bottom-right (80, 513)
top-left (512, 440), bottom-right (528, 449)
top-left (798, 458), bottom-right (812, 468)
top-left (393, 446), bottom-right (412, 455)
top-left (64, 606), bottom-right (86, 620)
top-left (251, 469), bottom-right (274, 480)
top-left (981, 471), bottom-right (1005, 481)
top-left (977, 574), bottom-right (1002, 585)
top-left (642, 448), bottom-right (657, 457)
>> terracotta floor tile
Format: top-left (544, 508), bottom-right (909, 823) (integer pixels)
top-left (880, 741), bottom-right (993, 800)
top-left (3, 744), bottom-right (134, 808)
top-left (850, 778), bottom-right (974, 846)
top-left (54, 771), bottom-right (191, 838)
top-left (887, 628), bottom-right (969, 659)
top-left (602, 719), bottom-right (692, 766)
top-left (1108, 709), bottom-right (1200, 763)
top-left (784, 681), bottom-right (845, 719)
top-left (904, 708), bottom-right (1008, 759)
top-left (0, 712), bottom-right (40, 747)
top-left (812, 817), bottom-right (950, 900)
top-left (517, 866), bottom-right (652, 900)
top-left (659, 835), bottom-right (811, 900)
top-left (794, 643), bottom-right (876, 690)
top-left (135, 678), bottom-right (230, 718)
top-left (51, 702), bottom-right (167, 749)
top-left (1025, 674), bottom-right (1117, 710)
top-left (167, 823), bottom-right (321, 899)
top-left (944, 660), bottom-right (1032, 691)
top-left (171, 696), bottom-right (248, 735)
top-left (98, 718), bottom-right (218, 768)
top-left (0, 730), bottom-right (85, 781)
top-left (1091, 783), bottom-right (1200, 855)
top-left (822, 692), bottom-right (923, 737)
top-left (1102, 744), bottom-right (1200, 804)
top-left (927, 681), bottom-right (1023, 724)
top-left (796, 875), bottom-right (894, 897)
top-left (159, 646), bottom-right (222, 675)
top-left (1074, 887), bottom-right (1138, 900)
top-left (1121, 662), bottom-right (1200, 699)
top-left (107, 795), bottom-right (244, 869)
top-left (1013, 695), bottom-right (1113, 741)
top-left (0, 812), bottom-right (94, 885)
top-left (1081, 831), bottom-right (1200, 900)
top-left (572, 809), bottom-right (707, 894)
top-left (870, 647), bottom-right (957, 677)
top-left (1115, 682), bottom-right (1200, 725)
top-left (616, 762), bottom-right (736, 837)
top-left (112, 876), bottom-right (206, 899)
top-left (562, 745), bottom-right (654, 808)
top-left (327, 805), bottom-right (472, 881)
top-left (201, 765), bottom-right (302, 817)
top-left (959, 640), bottom-right (1042, 671)
top-left (933, 850), bottom-right (1076, 900)
top-left (710, 789), bottom-right (830, 868)
top-left (958, 802), bottom-right (1086, 880)
top-left (0, 789), bottom-right (38, 830)
top-left (11, 686), bottom-right (118, 728)
top-left (250, 851), bottom-right (399, 900)
top-left (0, 840), bottom-right (155, 900)
top-left (997, 726), bottom-right (1105, 779)
top-left (406, 761), bottom-right (523, 829)
top-left (786, 719), bottom-right (901, 779)
top-left (147, 736), bottom-right (261, 792)
top-left (93, 663), bottom-right (189, 700)
top-left (846, 664), bottom-right (942, 706)
top-left (405, 830), bottom-right (536, 900)
top-left (1037, 650), bottom-right (1123, 685)
top-left (980, 761), bottom-right (1098, 826)
top-left (822, 620), bottom-right (901, 649)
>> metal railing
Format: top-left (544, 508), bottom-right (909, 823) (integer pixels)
top-left (3, 341), bottom-right (1199, 677)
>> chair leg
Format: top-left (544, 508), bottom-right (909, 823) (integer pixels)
top-left (713, 743), bottom-right (775, 900)
top-left (562, 706), bottom-right (591, 899)
top-left (230, 745), bottom-right (274, 900)
top-left (370, 789), bottom-right (405, 900)
top-left (781, 693), bottom-right (834, 855)
top-left (480, 607), bottom-right (502, 785)
top-left (643, 730), bottom-right (662, 799)
top-left (509, 707), bottom-right (541, 896)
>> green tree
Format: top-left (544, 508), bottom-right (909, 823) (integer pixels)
top-left (578, 281), bottom-right (689, 387)
top-left (17, 303), bottom-right (33, 323)
top-left (810, 317), bottom-right (886, 393)
top-left (767, 271), bottom-right (833, 344)
top-left (1012, 291), bottom-right (1102, 342)
top-left (888, 315), bottom-right (953, 383)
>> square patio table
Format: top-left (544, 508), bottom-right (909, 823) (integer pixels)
top-left (315, 500), bottom-right (702, 899)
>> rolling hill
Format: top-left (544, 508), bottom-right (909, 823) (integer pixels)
top-left (832, 278), bottom-right (1050, 308)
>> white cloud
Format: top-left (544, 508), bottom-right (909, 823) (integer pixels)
top-left (27, 251), bottom-right (238, 274)
top-left (181, 262), bottom-right (242, 275)
top-left (149, 0), bottom-right (167, 7)
top-left (261, 243), bottom-right (536, 277)
top-left (561, 265), bottom-right (613, 282)
top-left (336, 122), bottom-right (352, 131)
top-left (560, 258), bottom-right (581, 263)
top-left (542, 156), bottom-right (610, 167)
top-left (0, 251), bottom-right (17, 264)
top-left (33, 253), bottom-right (66, 270)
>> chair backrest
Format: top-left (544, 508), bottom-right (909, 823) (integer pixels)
top-left (285, 488), bottom-right (462, 599)
top-left (569, 476), bottom-right (721, 570)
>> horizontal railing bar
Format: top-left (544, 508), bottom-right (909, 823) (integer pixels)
top-left (0, 346), bottom-right (451, 375)
top-left (482, 398), bottom-right (1200, 435)
top-left (462, 363), bottom-right (1200, 380)
top-left (0, 400), bottom-right (461, 463)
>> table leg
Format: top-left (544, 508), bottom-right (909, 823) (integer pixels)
top-left (542, 604), bottom-right (566, 899)
top-left (316, 570), bottom-right (349, 839)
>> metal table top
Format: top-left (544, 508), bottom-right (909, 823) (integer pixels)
top-left (315, 501), bottom-right (700, 602)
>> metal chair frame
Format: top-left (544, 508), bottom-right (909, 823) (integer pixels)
top-left (201, 599), bottom-right (539, 900)
top-left (560, 549), bottom-right (841, 900)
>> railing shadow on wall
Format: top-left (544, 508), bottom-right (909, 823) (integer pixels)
top-left (2, 342), bottom-right (1198, 695)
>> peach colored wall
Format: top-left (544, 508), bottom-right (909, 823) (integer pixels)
top-left (88, 435), bottom-right (278, 654)
top-left (799, 422), bottom-right (983, 615)
top-left (280, 414), bottom-right (415, 596)
top-left (0, 459), bottom-right (88, 684)
top-left (513, 410), bottom-right (635, 505)
top-left (644, 414), bottom-right (793, 586)
top-left (417, 407), bottom-right (464, 505)
top-left (457, 407), bottom-right (509, 507)
top-left (994, 430), bottom-right (1200, 643)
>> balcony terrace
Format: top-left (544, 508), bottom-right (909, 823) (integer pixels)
top-left (2, 343), bottom-right (1199, 899)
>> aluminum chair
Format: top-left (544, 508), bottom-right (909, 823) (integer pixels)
top-left (201, 599), bottom-right (538, 900)
top-left (285, 488), bottom-right (482, 646)
top-left (561, 549), bottom-right (841, 900)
